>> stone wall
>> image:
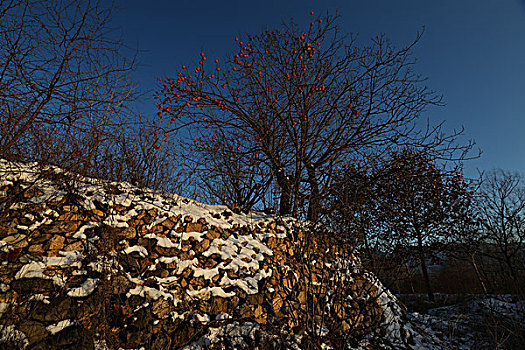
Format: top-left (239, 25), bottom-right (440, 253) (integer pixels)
top-left (0, 160), bottom-right (407, 349)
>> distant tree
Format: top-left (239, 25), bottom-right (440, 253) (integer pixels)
top-left (477, 169), bottom-right (525, 292)
top-left (444, 185), bottom-right (491, 294)
top-left (156, 13), bottom-right (473, 219)
top-left (366, 148), bottom-right (470, 300)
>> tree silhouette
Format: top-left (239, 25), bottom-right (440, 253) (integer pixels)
top-left (157, 12), bottom-right (472, 219)
top-left (374, 148), bottom-right (471, 301)
top-left (0, 0), bottom-right (136, 175)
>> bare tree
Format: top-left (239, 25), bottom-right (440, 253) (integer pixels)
top-left (0, 0), bottom-right (136, 175)
top-left (156, 13), bottom-right (474, 220)
top-left (330, 148), bottom-right (473, 301)
top-left (477, 169), bottom-right (525, 293)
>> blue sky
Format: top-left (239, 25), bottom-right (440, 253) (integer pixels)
top-left (113, 0), bottom-right (525, 178)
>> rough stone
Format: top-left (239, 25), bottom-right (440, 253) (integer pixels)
top-left (113, 226), bottom-right (137, 239)
top-left (2, 234), bottom-right (28, 248)
top-left (186, 222), bottom-right (203, 233)
top-left (91, 209), bottom-right (105, 217)
top-left (64, 241), bottom-right (84, 251)
top-left (205, 230), bottom-right (220, 240)
top-left (112, 275), bottom-right (134, 295)
top-left (11, 279), bottom-right (55, 293)
top-left (18, 320), bottom-right (48, 345)
top-left (30, 233), bottom-right (53, 244)
top-left (45, 222), bottom-right (79, 235)
top-left (47, 235), bottom-right (65, 250)
top-left (153, 298), bottom-right (172, 318)
top-left (162, 218), bottom-right (176, 229)
top-left (0, 221), bottom-right (19, 236)
top-left (194, 239), bottom-right (210, 253)
top-left (28, 244), bottom-right (45, 255)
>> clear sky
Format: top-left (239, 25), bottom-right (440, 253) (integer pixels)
top-left (113, 0), bottom-right (525, 178)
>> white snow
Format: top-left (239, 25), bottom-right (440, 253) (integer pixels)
top-left (156, 237), bottom-right (177, 248)
top-left (187, 286), bottom-right (236, 299)
top-left (123, 245), bottom-right (148, 257)
top-left (73, 223), bottom-right (100, 239)
top-left (46, 319), bottom-right (76, 334)
top-left (67, 278), bottom-right (98, 297)
top-left (0, 325), bottom-right (28, 348)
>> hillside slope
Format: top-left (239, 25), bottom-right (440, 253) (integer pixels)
top-left (0, 160), bottom-right (445, 349)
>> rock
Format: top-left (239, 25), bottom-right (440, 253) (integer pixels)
top-left (114, 204), bottom-right (128, 212)
top-left (64, 241), bottom-right (84, 251)
top-left (112, 226), bottom-right (136, 239)
top-left (179, 251), bottom-right (194, 260)
top-left (191, 276), bottom-right (207, 288)
top-left (0, 160), bottom-right (415, 349)
top-left (181, 241), bottom-right (192, 252)
top-left (52, 325), bottom-right (81, 346)
top-left (30, 233), bottom-right (52, 244)
top-left (18, 320), bottom-right (48, 345)
top-left (238, 303), bottom-right (252, 318)
top-left (47, 235), bottom-right (65, 250)
top-left (226, 270), bottom-right (239, 279)
top-left (247, 294), bottom-right (263, 305)
top-left (112, 275), bottom-right (134, 295)
top-left (0, 290), bottom-right (18, 303)
top-left (197, 218), bottom-right (207, 225)
top-left (272, 295), bottom-right (284, 314)
top-left (0, 221), bottom-right (18, 235)
top-left (202, 258), bottom-right (219, 269)
top-left (152, 298), bottom-right (172, 318)
top-left (208, 296), bottom-right (229, 315)
top-left (143, 215), bottom-right (154, 224)
top-left (11, 279), bottom-right (55, 293)
top-left (44, 222), bottom-right (79, 234)
top-left (119, 254), bottom-right (141, 271)
top-left (297, 290), bottom-right (307, 304)
top-left (2, 234), bottom-right (28, 248)
top-left (134, 308), bottom-right (153, 329)
top-left (186, 222), bottom-right (203, 233)
top-left (23, 188), bottom-right (44, 199)
top-left (155, 246), bottom-right (180, 257)
top-left (18, 253), bottom-right (40, 263)
top-left (162, 218), bottom-right (176, 229)
top-left (62, 205), bottom-right (79, 212)
top-left (57, 212), bottom-right (84, 221)
top-left (33, 296), bottom-right (75, 322)
top-left (254, 305), bottom-right (266, 324)
top-left (148, 224), bottom-right (164, 234)
top-left (205, 230), bottom-right (220, 240)
top-left (138, 237), bottom-right (153, 248)
top-left (194, 239), bottom-right (210, 253)
top-left (91, 209), bottom-right (105, 217)
top-left (28, 244), bottom-right (45, 255)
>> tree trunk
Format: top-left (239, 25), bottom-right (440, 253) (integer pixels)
top-left (416, 230), bottom-right (434, 302)
top-left (306, 165), bottom-right (320, 222)
top-left (276, 170), bottom-right (292, 217)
